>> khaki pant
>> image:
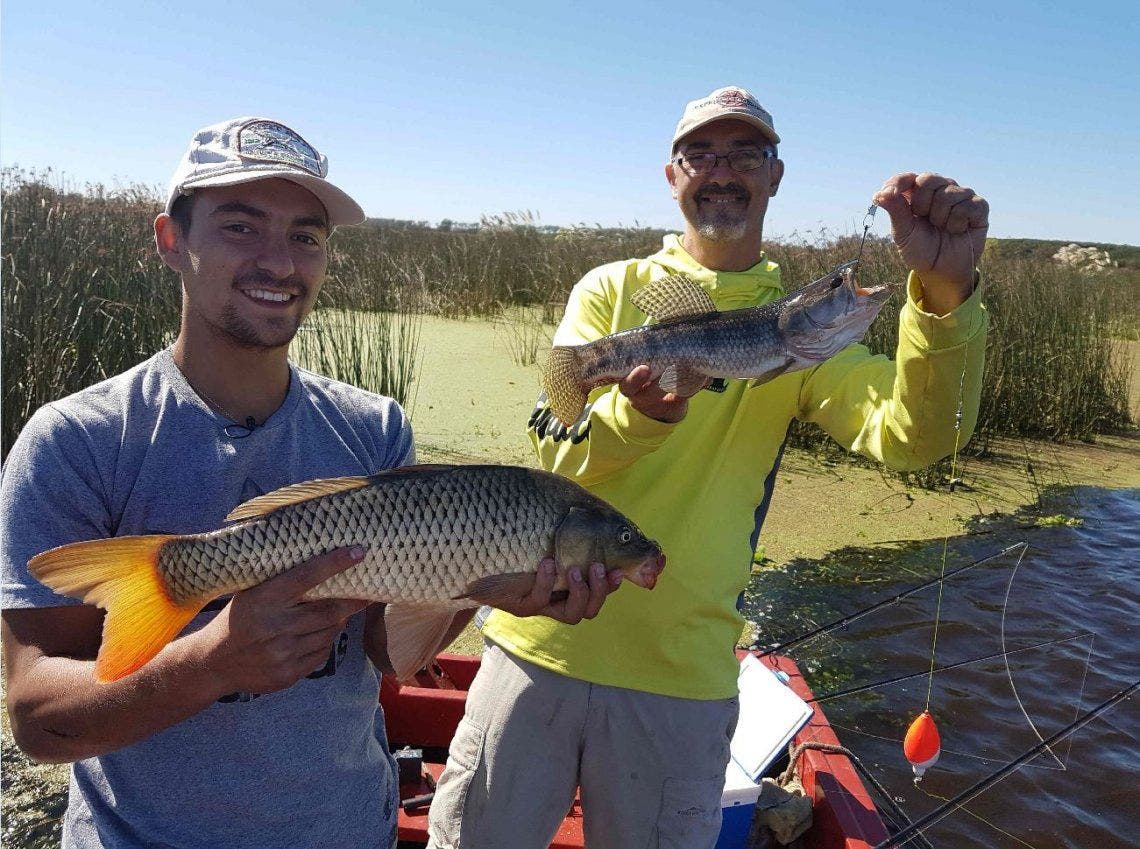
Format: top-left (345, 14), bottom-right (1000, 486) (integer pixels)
top-left (426, 641), bottom-right (738, 849)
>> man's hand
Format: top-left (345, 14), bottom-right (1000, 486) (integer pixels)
top-left (620, 364), bottom-right (691, 424)
top-left (495, 558), bottom-right (623, 624)
top-left (199, 546), bottom-right (371, 695)
top-left (874, 172), bottom-right (989, 316)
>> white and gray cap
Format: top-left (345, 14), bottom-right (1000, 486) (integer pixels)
top-left (672, 86), bottom-right (780, 152)
top-left (164, 117), bottom-right (365, 227)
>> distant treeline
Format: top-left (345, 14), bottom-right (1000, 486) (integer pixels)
top-left (3, 169), bottom-right (1135, 472)
top-left (985, 237), bottom-right (1140, 271)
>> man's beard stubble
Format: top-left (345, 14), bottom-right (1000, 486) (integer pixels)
top-left (691, 182), bottom-right (752, 242)
top-left (696, 219), bottom-right (750, 242)
top-left (215, 271), bottom-right (311, 350)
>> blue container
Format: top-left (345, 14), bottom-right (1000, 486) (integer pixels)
top-left (716, 759), bottom-right (762, 849)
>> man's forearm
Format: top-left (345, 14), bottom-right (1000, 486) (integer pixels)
top-left (7, 633), bottom-right (227, 763)
top-left (918, 269), bottom-right (979, 317)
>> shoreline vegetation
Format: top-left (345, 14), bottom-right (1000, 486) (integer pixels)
top-left (2, 171), bottom-right (1137, 846)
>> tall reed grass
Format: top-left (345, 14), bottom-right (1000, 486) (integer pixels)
top-left (1, 170), bottom-right (421, 457)
top-left (3, 170), bottom-right (1134, 466)
top-left (1, 170), bottom-right (179, 455)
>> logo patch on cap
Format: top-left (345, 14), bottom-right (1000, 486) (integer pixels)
top-left (237, 120), bottom-right (322, 176)
top-left (715, 88), bottom-right (755, 109)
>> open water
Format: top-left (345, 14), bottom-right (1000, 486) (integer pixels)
top-left (745, 486), bottom-right (1139, 849)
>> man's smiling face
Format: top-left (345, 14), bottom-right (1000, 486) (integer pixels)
top-left (667, 118), bottom-right (783, 245)
top-left (168, 178), bottom-right (330, 350)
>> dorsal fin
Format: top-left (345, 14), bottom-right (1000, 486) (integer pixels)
top-left (224, 464), bottom-right (463, 523)
top-left (629, 274), bottom-right (717, 323)
top-left (368, 463), bottom-right (460, 478)
top-left (225, 476), bottom-right (374, 522)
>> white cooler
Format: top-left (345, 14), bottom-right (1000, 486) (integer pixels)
top-left (715, 655), bottom-right (814, 849)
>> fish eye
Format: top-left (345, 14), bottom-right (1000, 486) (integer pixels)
top-left (618, 527), bottom-right (632, 544)
top-left (830, 276), bottom-right (843, 289)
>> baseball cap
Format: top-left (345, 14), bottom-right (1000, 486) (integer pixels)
top-left (164, 117), bottom-right (365, 227)
top-left (672, 86), bottom-right (780, 152)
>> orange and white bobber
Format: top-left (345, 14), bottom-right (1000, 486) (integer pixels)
top-left (903, 710), bottom-right (941, 783)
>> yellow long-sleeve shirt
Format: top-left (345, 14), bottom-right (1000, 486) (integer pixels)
top-left (483, 235), bottom-right (988, 699)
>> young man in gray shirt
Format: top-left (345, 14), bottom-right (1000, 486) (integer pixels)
top-left (1, 117), bottom-right (615, 849)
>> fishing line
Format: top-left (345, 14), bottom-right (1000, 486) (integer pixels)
top-left (757, 542), bottom-right (1028, 658)
top-left (855, 203), bottom-right (877, 268)
top-left (921, 228), bottom-right (979, 713)
top-left (1065, 635), bottom-right (1096, 763)
top-left (826, 718), bottom-right (1062, 771)
top-left (808, 631), bottom-right (1097, 707)
top-left (871, 679), bottom-right (1139, 849)
top-left (918, 785), bottom-right (1040, 849)
top-left (998, 543), bottom-right (1087, 771)
top-left (923, 354), bottom-right (969, 710)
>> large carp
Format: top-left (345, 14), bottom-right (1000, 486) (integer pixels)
top-left (29, 464), bottom-right (664, 682)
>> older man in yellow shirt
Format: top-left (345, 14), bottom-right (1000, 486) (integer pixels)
top-left (430, 85), bottom-right (990, 849)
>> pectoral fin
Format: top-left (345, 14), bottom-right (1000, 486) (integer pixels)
top-left (383, 602), bottom-right (462, 682)
top-left (456, 570), bottom-right (572, 609)
top-left (658, 363), bottom-right (712, 397)
top-left (746, 358), bottom-right (797, 388)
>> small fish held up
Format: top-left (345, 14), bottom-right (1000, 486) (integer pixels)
top-left (542, 261), bottom-right (896, 426)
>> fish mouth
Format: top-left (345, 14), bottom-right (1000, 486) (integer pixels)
top-left (842, 262), bottom-right (897, 300)
top-left (854, 281), bottom-right (895, 300)
top-left (629, 552), bottom-right (666, 590)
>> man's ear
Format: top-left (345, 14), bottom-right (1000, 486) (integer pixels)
top-left (768, 158), bottom-right (785, 197)
top-left (665, 161), bottom-right (679, 200)
top-left (154, 213), bottom-right (187, 273)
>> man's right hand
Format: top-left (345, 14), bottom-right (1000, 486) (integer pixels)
top-left (495, 558), bottom-right (622, 624)
top-left (199, 546), bottom-right (371, 696)
top-left (619, 365), bottom-right (691, 423)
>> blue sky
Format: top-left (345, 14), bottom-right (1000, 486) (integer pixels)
top-left (2, 1), bottom-right (1136, 245)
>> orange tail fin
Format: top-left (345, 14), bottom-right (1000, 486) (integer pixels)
top-left (29, 535), bottom-right (207, 682)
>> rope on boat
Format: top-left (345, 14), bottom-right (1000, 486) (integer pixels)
top-left (776, 741), bottom-right (935, 849)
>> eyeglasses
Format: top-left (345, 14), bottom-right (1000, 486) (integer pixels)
top-left (672, 148), bottom-right (775, 176)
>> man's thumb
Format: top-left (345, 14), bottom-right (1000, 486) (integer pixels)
top-left (872, 186), bottom-right (915, 244)
top-left (265, 545), bottom-right (366, 600)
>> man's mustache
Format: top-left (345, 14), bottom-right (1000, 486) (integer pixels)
top-left (696, 184), bottom-right (750, 202)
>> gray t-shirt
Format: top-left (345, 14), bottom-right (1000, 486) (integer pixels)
top-left (1, 347), bottom-right (415, 849)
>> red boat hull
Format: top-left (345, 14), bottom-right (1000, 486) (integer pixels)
top-left (381, 651), bottom-right (888, 848)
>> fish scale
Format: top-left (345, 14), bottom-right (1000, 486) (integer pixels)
top-left (166, 468), bottom-right (571, 603)
top-left (28, 463), bottom-right (665, 682)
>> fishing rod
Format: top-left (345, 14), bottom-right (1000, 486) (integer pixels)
top-left (807, 631), bottom-right (1095, 705)
top-left (873, 679), bottom-right (1139, 849)
top-left (757, 541), bottom-right (1028, 658)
